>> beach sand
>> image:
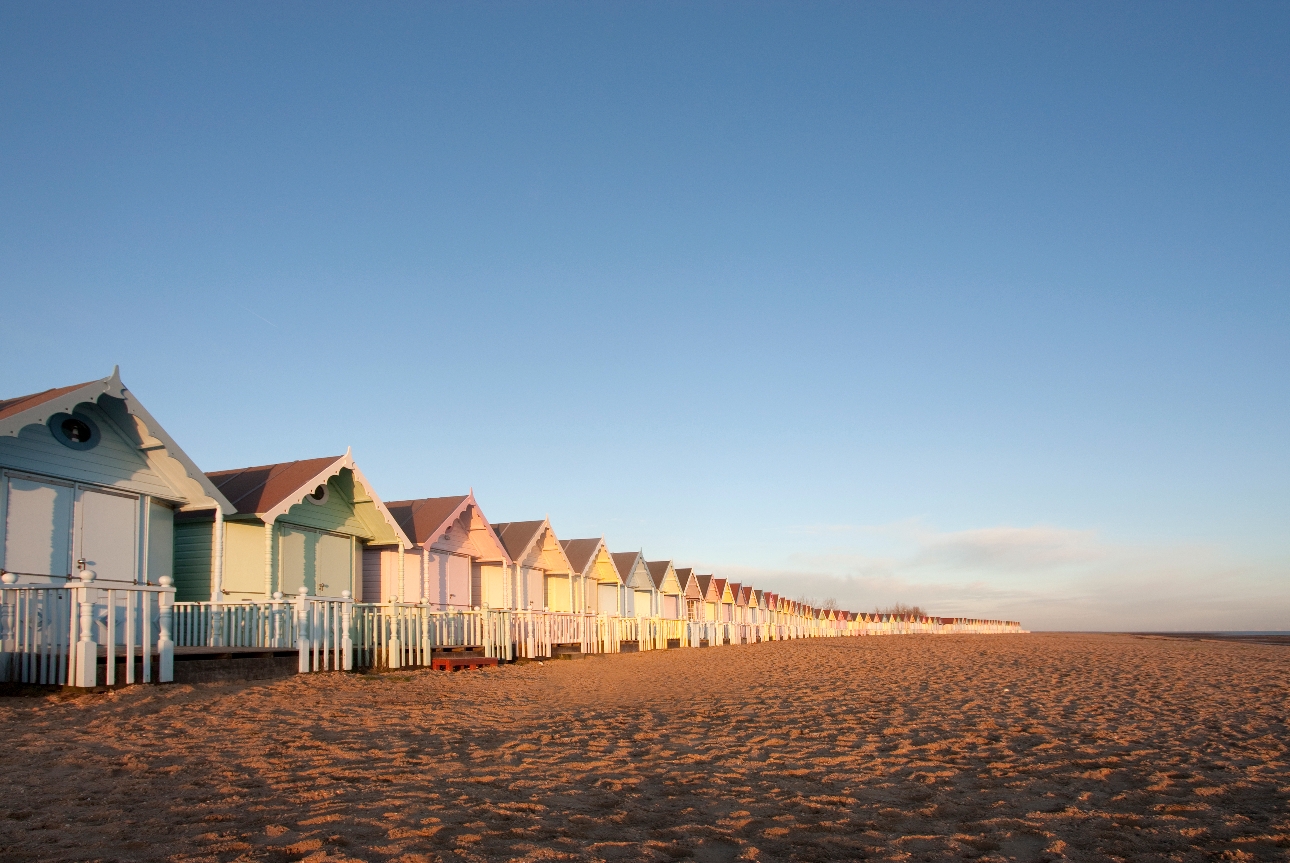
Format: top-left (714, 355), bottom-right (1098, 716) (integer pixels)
top-left (1, 632), bottom-right (1286, 862)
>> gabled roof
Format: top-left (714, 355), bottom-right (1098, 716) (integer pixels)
top-left (695, 573), bottom-right (717, 600)
top-left (560, 537), bottom-right (604, 575)
top-left (610, 551), bottom-right (641, 583)
top-left (386, 494), bottom-right (466, 543)
top-left (206, 450), bottom-right (411, 547)
top-left (729, 582), bottom-right (744, 605)
top-left (492, 520), bottom-right (547, 562)
top-left (208, 456), bottom-right (342, 516)
top-left (383, 493), bottom-right (512, 565)
top-left (713, 577), bottom-right (730, 602)
top-left (0, 368), bottom-right (233, 513)
top-left (646, 560), bottom-right (679, 592)
top-left (0, 379), bottom-right (98, 423)
top-left (741, 586), bottom-right (753, 605)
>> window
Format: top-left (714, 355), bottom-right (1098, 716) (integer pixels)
top-left (48, 412), bottom-right (100, 451)
top-left (306, 483), bottom-right (330, 506)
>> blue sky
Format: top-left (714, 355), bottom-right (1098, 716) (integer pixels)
top-left (3, 3), bottom-right (1287, 629)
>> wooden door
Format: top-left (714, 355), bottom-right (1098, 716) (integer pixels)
top-left (596, 582), bottom-right (619, 615)
top-left (314, 531), bottom-right (351, 597)
top-left (282, 526), bottom-right (351, 597)
top-left (2, 475), bottom-right (74, 579)
top-left (76, 487), bottom-right (138, 583)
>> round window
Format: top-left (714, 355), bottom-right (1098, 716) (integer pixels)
top-left (306, 483), bottom-right (330, 505)
top-left (48, 412), bottom-right (100, 451)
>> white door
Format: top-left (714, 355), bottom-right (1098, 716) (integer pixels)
top-left (77, 488), bottom-right (138, 583)
top-left (597, 582), bottom-right (619, 615)
top-left (3, 476), bottom-right (75, 579)
top-left (635, 590), bottom-right (653, 617)
top-left (481, 564), bottom-right (505, 608)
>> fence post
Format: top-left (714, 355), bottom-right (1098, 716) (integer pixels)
top-left (387, 598), bottom-right (402, 669)
top-left (157, 576), bottom-right (175, 683)
top-left (296, 586), bottom-right (311, 673)
top-left (271, 591), bottom-right (284, 648)
top-left (74, 570), bottom-right (97, 688)
top-left (341, 590), bottom-right (354, 671)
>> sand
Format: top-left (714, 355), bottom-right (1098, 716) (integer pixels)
top-left (1, 633), bottom-right (1286, 863)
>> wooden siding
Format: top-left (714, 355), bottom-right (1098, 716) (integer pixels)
top-left (0, 402), bottom-right (179, 500)
top-left (361, 548), bottom-right (383, 602)
top-left (278, 471), bottom-right (374, 540)
top-left (173, 519), bottom-right (213, 601)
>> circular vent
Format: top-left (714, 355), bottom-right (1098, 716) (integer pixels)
top-left (49, 412), bottom-right (100, 451)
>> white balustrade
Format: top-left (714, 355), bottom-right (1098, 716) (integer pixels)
top-left (0, 573), bottom-right (176, 687)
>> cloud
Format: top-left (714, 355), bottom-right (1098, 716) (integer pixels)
top-left (698, 523), bottom-right (1290, 632)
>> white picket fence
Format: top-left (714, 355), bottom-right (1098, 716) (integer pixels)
top-left (0, 573), bottom-right (175, 687)
top-left (4, 578), bottom-right (1025, 687)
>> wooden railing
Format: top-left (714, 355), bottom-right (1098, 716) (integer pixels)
top-left (13, 579), bottom-right (1026, 685)
top-left (0, 572), bottom-right (176, 686)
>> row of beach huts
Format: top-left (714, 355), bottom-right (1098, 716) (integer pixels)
top-left (0, 370), bottom-right (1023, 688)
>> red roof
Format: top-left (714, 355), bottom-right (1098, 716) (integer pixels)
top-left (0, 379), bottom-right (100, 423)
top-left (383, 495), bottom-right (469, 545)
top-left (207, 456), bottom-right (342, 517)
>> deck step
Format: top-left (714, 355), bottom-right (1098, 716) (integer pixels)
top-left (431, 656), bottom-right (499, 672)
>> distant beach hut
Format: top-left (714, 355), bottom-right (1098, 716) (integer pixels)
top-left (695, 573), bottom-right (720, 621)
top-left (675, 567), bottom-right (703, 620)
top-left (611, 551), bottom-right (655, 617)
top-left (0, 369), bottom-right (231, 588)
top-left (195, 450), bottom-right (412, 600)
top-left (560, 536), bottom-right (622, 615)
top-left (377, 493), bottom-right (511, 608)
top-left (491, 519), bottom-right (574, 612)
top-left (715, 577), bottom-right (735, 623)
top-left (646, 560), bottom-right (684, 619)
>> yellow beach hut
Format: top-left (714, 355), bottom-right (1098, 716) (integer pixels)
top-left (491, 519), bottom-right (574, 611)
top-left (561, 537), bottom-right (623, 615)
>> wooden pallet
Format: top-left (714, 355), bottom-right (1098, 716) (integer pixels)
top-left (431, 656), bottom-right (499, 672)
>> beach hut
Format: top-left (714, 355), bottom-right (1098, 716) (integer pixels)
top-left (676, 567), bottom-right (701, 620)
top-left (0, 369), bottom-right (232, 587)
top-left (375, 493), bottom-right (511, 607)
top-left (611, 551), bottom-right (656, 617)
top-left (491, 519), bottom-right (574, 611)
top-left (559, 536), bottom-right (622, 615)
top-left (646, 560), bottom-right (684, 619)
top-left (714, 578), bottom-right (735, 622)
top-left (695, 573), bottom-right (720, 621)
top-left (191, 450), bottom-right (412, 600)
